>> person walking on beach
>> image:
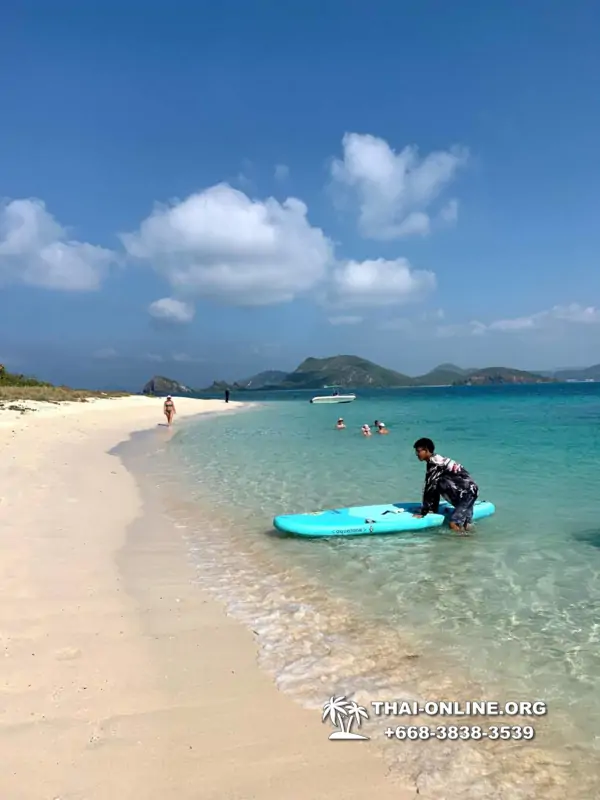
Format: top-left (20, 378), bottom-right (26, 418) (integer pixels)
top-left (412, 438), bottom-right (479, 535)
top-left (163, 395), bottom-right (176, 426)
top-left (225, 388), bottom-right (230, 403)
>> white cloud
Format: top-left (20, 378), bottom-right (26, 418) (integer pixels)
top-left (148, 297), bottom-right (195, 324)
top-left (393, 211), bottom-right (431, 237)
top-left (235, 172), bottom-right (253, 189)
top-left (487, 316), bottom-right (536, 332)
top-left (274, 164), bottom-right (290, 181)
top-left (122, 183), bottom-right (334, 307)
top-left (328, 315), bottom-right (363, 326)
top-left (330, 133), bottom-right (468, 240)
top-left (435, 304), bottom-right (600, 338)
top-left (171, 352), bottom-right (205, 363)
top-left (488, 304), bottom-right (600, 332)
top-left (92, 348), bottom-right (204, 363)
top-left (0, 198), bottom-right (115, 291)
top-left (249, 343), bottom-right (283, 357)
top-left (379, 308), bottom-right (445, 332)
top-left (327, 257), bottom-right (436, 309)
top-left (435, 320), bottom-right (487, 338)
top-left (379, 317), bottom-right (414, 332)
top-left (93, 347), bottom-right (119, 359)
top-left (440, 198), bottom-right (459, 224)
top-left (556, 304), bottom-right (600, 323)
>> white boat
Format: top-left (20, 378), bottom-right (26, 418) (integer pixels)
top-left (310, 393), bottom-right (356, 404)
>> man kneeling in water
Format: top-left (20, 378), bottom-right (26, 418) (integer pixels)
top-left (412, 437), bottom-right (478, 534)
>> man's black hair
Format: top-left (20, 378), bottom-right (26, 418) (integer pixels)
top-left (413, 437), bottom-right (435, 452)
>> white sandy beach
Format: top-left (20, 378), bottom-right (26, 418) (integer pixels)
top-left (0, 395), bottom-right (415, 799)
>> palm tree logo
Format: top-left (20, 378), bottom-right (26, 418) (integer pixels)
top-left (322, 695), bottom-right (370, 740)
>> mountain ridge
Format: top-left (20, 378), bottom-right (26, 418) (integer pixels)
top-left (552, 363), bottom-right (600, 381)
top-left (187, 356), bottom-right (558, 393)
top-left (143, 355), bottom-right (600, 395)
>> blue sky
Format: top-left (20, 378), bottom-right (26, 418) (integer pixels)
top-left (2, 0), bottom-right (600, 389)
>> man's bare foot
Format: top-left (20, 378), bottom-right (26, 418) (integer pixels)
top-left (450, 522), bottom-right (472, 536)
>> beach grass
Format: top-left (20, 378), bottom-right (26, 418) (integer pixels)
top-left (0, 365), bottom-right (131, 404)
top-left (0, 385), bottom-right (130, 403)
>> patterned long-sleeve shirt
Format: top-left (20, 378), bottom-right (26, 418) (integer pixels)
top-left (421, 454), bottom-right (478, 514)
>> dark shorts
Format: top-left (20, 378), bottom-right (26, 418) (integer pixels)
top-left (450, 494), bottom-right (477, 526)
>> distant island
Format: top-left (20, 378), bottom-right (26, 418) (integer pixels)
top-left (142, 355), bottom-right (575, 396)
top-left (203, 356), bottom-right (556, 391)
top-left (451, 366), bottom-right (556, 386)
top-left (550, 364), bottom-right (600, 382)
top-left (142, 375), bottom-right (193, 396)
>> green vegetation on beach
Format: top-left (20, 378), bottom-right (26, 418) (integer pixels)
top-left (0, 364), bottom-right (128, 404)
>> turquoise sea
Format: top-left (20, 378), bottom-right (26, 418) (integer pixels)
top-left (140, 384), bottom-right (600, 798)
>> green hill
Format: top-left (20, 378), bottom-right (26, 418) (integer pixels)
top-left (552, 364), bottom-right (600, 381)
top-left (454, 367), bottom-right (554, 386)
top-left (237, 370), bottom-right (288, 389)
top-left (432, 362), bottom-right (470, 376)
top-left (192, 357), bottom-right (560, 394)
top-left (412, 364), bottom-right (472, 386)
top-left (142, 375), bottom-right (192, 395)
top-left (274, 355), bottom-right (414, 389)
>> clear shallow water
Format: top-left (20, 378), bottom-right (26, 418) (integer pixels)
top-left (151, 385), bottom-right (600, 797)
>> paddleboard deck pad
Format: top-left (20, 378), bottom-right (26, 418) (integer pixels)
top-left (273, 500), bottom-right (495, 537)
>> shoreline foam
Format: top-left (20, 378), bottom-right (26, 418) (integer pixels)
top-left (0, 395), bottom-right (414, 799)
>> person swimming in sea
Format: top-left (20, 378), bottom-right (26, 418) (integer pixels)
top-left (163, 395), bottom-right (176, 426)
top-left (335, 417), bottom-right (346, 429)
top-left (376, 421), bottom-right (389, 434)
top-left (412, 437), bottom-right (479, 535)
top-left (361, 424), bottom-right (372, 436)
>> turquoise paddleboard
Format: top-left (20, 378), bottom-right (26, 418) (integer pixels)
top-left (273, 499), bottom-right (495, 537)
